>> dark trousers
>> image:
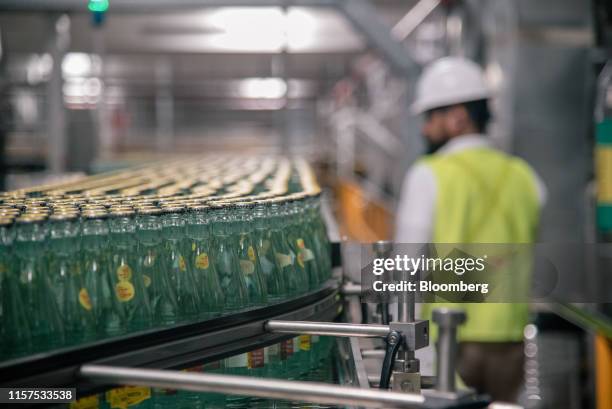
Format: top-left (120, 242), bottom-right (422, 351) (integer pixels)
top-left (458, 342), bottom-right (524, 403)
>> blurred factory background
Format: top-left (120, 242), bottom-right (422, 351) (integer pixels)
top-left (0, 0), bottom-right (607, 243)
top-left (0, 1), bottom-right (611, 408)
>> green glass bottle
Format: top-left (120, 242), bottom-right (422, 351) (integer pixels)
top-left (151, 387), bottom-right (178, 409)
top-left (286, 198), bottom-right (320, 290)
top-left (308, 194), bottom-right (332, 281)
top-left (0, 218), bottom-right (32, 359)
top-left (223, 349), bottom-right (266, 409)
top-left (14, 216), bottom-right (65, 352)
top-left (178, 365), bottom-right (204, 409)
top-left (268, 201), bottom-right (302, 297)
top-left (232, 203), bottom-right (267, 307)
top-left (185, 205), bottom-right (225, 319)
top-left (160, 206), bottom-right (201, 322)
top-left (81, 212), bottom-right (125, 338)
top-left (107, 210), bottom-right (152, 333)
top-left (210, 206), bottom-right (247, 311)
top-left (201, 360), bottom-right (226, 409)
top-left (282, 337), bottom-right (300, 381)
top-left (48, 213), bottom-right (96, 345)
top-left (252, 202), bottom-right (285, 302)
top-left (136, 207), bottom-right (179, 327)
top-left (278, 200), bottom-right (310, 294)
top-left (223, 353), bottom-right (251, 409)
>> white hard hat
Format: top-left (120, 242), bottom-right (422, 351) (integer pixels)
top-left (411, 57), bottom-right (490, 115)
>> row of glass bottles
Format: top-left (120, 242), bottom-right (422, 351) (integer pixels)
top-left (0, 195), bottom-right (332, 361)
top-left (61, 336), bottom-right (337, 409)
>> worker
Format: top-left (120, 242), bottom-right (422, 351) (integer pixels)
top-left (395, 57), bottom-right (546, 402)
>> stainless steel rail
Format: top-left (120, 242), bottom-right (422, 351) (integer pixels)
top-left (80, 365), bottom-right (426, 409)
top-left (265, 320), bottom-right (390, 338)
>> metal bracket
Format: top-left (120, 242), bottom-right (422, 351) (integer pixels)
top-left (393, 372), bottom-right (421, 394)
top-left (390, 320), bottom-right (429, 351)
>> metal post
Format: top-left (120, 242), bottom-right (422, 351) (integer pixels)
top-left (391, 0), bottom-right (441, 41)
top-left (80, 365), bottom-right (426, 409)
top-left (338, 0), bottom-right (420, 77)
top-left (391, 255), bottom-right (421, 392)
top-left (155, 58), bottom-right (174, 153)
top-left (46, 14), bottom-right (70, 175)
top-left (397, 269), bottom-right (415, 324)
top-left (265, 320), bottom-right (390, 338)
top-left (373, 241), bottom-right (392, 324)
top-left (432, 308), bottom-right (466, 393)
top-left (395, 267), bottom-right (418, 371)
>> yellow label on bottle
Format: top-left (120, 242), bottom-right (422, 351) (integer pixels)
top-left (297, 251), bottom-right (305, 268)
top-left (143, 274), bottom-right (152, 288)
top-left (240, 259), bottom-right (255, 274)
top-left (248, 349), bottom-right (265, 369)
top-left (106, 387), bottom-right (151, 409)
top-left (70, 395), bottom-right (99, 409)
top-left (297, 238), bottom-right (305, 249)
top-left (275, 253), bottom-right (292, 268)
top-left (116, 264), bottom-right (132, 281)
top-left (195, 253), bottom-right (209, 269)
top-left (192, 242), bottom-right (196, 252)
top-left (179, 255), bottom-right (186, 271)
top-left (299, 334), bottom-right (311, 351)
top-left (79, 288), bottom-right (93, 311)
top-left (248, 246), bottom-right (256, 262)
top-left (115, 281), bottom-right (135, 302)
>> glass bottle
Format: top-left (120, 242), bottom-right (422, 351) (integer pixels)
top-left (48, 213), bottom-right (96, 345)
top-left (223, 348), bottom-right (266, 409)
top-left (308, 194), bottom-right (332, 281)
top-left (0, 218), bottom-right (32, 359)
top-left (278, 200), bottom-right (310, 294)
top-left (81, 211), bottom-right (125, 338)
top-left (107, 210), bottom-right (152, 333)
top-left (300, 195), bottom-right (327, 286)
top-left (185, 205), bottom-right (225, 319)
top-left (232, 203), bottom-right (267, 307)
top-left (14, 216), bottom-right (65, 352)
top-left (210, 206), bottom-right (247, 311)
top-left (267, 201), bottom-right (302, 297)
top-left (136, 207), bottom-right (179, 327)
top-left (200, 360), bottom-right (226, 408)
top-left (161, 206), bottom-right (201, 322)
top-left (287, 198), bottom-right (321, 290)
top-left (252, 202), bottom-right (285, 302)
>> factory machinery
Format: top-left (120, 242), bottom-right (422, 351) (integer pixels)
top-left (0, 155), bottom-right (513, 409)
top-left (0, 1), bottom-right (611, 408)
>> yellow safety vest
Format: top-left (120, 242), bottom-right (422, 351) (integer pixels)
top-left (419, 146), bottom-right (540, 342)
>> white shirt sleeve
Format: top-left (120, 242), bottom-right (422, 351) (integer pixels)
top-left (394, 163), bottom-right (437, 243)
top-left (533, 171), bottom-right (547, 208)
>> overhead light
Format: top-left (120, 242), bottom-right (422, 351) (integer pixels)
top-left (205, 7), bottom-right (317, 53)
top-left (62, 53), bottom-right (92, 77)
top-left (239, 78), bottom-right (287, 99)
